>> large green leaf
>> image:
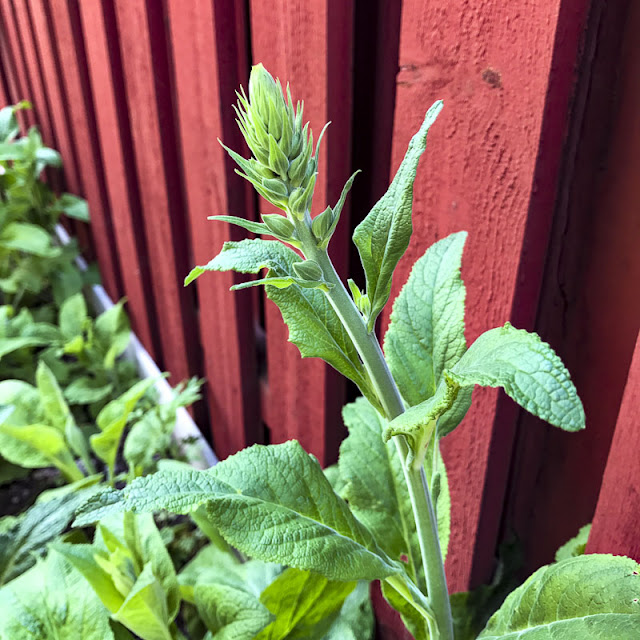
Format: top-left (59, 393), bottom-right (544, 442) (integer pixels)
top-left (384, 231), bottom-right (467, 405)
top-left (353, 102), bottom-right (443, 331)
top-left (185, 239), bottom-right (378, 408)
top-left (75, 441), bottom-right (401, 582)
top-left (339, 397), bottom-right (424, 587)
top-left (478, 555), bottom-right (640, 639)
top-left (194, 582), bottom-right (272, 639)
top-left (0, 550), bottom-right (115, 640)
top-left (384, 231), bottom-right (472, 436)
top-left (256, 567), bottom-right (355, 640)
top-left (450, 323), bottom-right (585, 431)
top-left (59, 292), bottom-right (88, 339)
top-left (57, 513), bottom-right (179, 640)
top-left (0, 486), bottom-right (99, 585)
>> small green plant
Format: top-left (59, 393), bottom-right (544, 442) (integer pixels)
top-left (72, 64), bottom-right (640, 639)
top-left (0, 103), bottom-right (89, 309)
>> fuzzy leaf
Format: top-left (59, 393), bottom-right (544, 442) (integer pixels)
top-left (450, 323), bottom-right (585, 431)
top-left (195, 582), bottom-right (272, 639)
top-left (478, 555), bottom-right (640, 639)
top-left (256, 568), bottom-right (355, 639)
top-left (384, 231), bottom-right (471, 436)
top-left (75, 441), bottom-right (401, 582)
top-left (185, 239), bottom-right (377, 407)
top-left (0, 550), bottom-right (115, 640)
top-left (353, 103), bottom-right (443, 331)
top-left (321, 581), bottom-right (375, 640)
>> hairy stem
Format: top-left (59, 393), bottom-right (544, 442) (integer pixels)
top-left (297, 219), bottom-right (454, 640)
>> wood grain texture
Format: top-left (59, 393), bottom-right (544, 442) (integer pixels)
top-left (166, 0), bottom-right (262, 457)
top-left (46, 0), bottom-right (122, 300)
top-left (8, 0), bottom-right (54, 141)
top-left (26, 1), bottom-right (81, 192)
top-left (587, 331), bottom-right (640, 561)
top-left (384, 0), bottom-right (569, 592)
top-left (77, 0), bottom-right (159, 356)
top-left (509, 0), bottom-right (640, 572)
top-left (110, 0), bottom-right (199, 384)
top-left (249, 0), bottom-right (354, 464)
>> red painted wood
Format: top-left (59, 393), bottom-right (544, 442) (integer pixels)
top-left (468, 0), bottom-right (594, 587)
top-left (587, 331), bottom-right (640, 560)
top-left (249, 0), bottom-right (354, 464)
top-left (77, 0), bottom-right (159, 357)
top-left (46, 0), bottom-right (122, 301)
top-left (509, 0), bottom-right (640, 572)
top-left (0, 1), bottom-right (36, 128)
top-left (27, 1), bottom-right (82, 194)
top-left (6, 0), bottom-right (53, 136)
top-left (108, 0), bottom-right (198, 385)
top-left (165, 0), bottom-right (262, 457)
top-left (383, 0), bottom-right (575, 592)
top-left (0, 9), bottom-right (22, 109)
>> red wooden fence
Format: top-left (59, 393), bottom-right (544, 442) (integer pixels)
top-left (1, 0), bottom-right (639, 632)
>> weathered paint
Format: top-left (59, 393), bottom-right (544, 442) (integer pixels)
top-left (384, 0), bottom-right (580, 591)
top-left (587, 331), bottom-right (640, 561)
top-left (249, 0), bottom-right (354, 464)
top-left (166, 0), bottom-right (262, 457)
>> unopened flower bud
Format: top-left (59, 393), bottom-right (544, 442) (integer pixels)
top-left (228, 63), bottom-right (325, 218)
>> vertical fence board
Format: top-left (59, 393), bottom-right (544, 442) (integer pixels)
top-left (47, 0), bottom-right (122, 301)
top-left (27, 0), bottom-right (82, 193)
top-left (509, 0), bottom-right (640, 572)
top-left (587, 331), bottom-right (640, 561)
top-left (109, 0), bottom-right (198, 384)
top-left (0, 2), bottom-right (35, 129)
top-left (7, 0), bottom-right (52, 136)
top-left (249, 0), bottom-right (354, 464)
top-left (77, 0), bottom-right (159, 356)
top-left (166, 0), bottom-right (262, 457)
top-left (385, 0), bottom-right (571, 592)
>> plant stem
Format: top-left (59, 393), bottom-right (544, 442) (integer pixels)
top-left (298, 221), bottom-right (454, 640)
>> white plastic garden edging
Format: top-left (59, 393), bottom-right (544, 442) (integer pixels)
top-left (55, 225), bottom-right (218, 470)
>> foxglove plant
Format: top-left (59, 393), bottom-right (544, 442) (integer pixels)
top-left (76, 65), bottom-right (640, 639)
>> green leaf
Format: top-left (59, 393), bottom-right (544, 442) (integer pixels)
top-left (321, 581), bottom-right (375, 640)
top-left (383, 374), bottom-right (459, 467)
top-left (195, 583), bottom-right (273, 639)
top-left (478, 555), bottom-right (640, 639)
top-left (0, 422), bottom-right (82, 481)
top-left (57, 193), bottom-right (90, 222)
top-left (36, 361), bottom-right (72, 432)
top-left (94, 300), bottom-right (131, 368)
top-left (75, 441), bottom-right (401, 582)
top-left (0, 335), bottom-right (50, 360)
top-left (0, 486), bottom-right (100, 585)
top-left (353, 102), bottom-right (443, 331)
top-left (384, 231), bottom-right (472, 436)
top-left (0, 550), bottom-right (116, 640)
top-left (555, 524), bottom-right (591, 562)
top-left (0, 222), bottom-right (59, 257)
top-left (59, 292), bottom-right (88, 339)
top-left (449, 323), bottom-right (585, 431)
top-left (339, 397), bottom-right (423, 586)
top-left (187, 239), bottom-right (378, 407)
top-left (91, 378), bottom-right (155, 476)
top-left (385, 232), bottom-right (467, 404)
top-left (208, 214), bottom-right (270, 236)
top-left (256, 567), bottom-right (355, 640)
top-left (64, 377), bottom-right (114, 405)
top-left (112, 563), bottom-right (173, 640)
